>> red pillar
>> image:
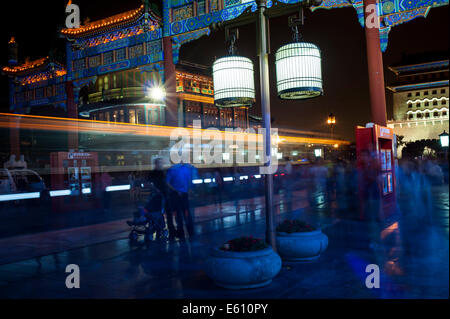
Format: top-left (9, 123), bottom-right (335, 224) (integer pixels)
top-left (163, 36), bottom-right (178, 127)
top-left (66, 81), bottom-right (79, 150)
top-left (363, 0), bottom-right (387, 127)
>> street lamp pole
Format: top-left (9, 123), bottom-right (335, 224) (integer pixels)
top-left (256, 0), bottom-right (276, 249)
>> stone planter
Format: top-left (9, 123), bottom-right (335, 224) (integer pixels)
top-left (276, 229), bottom-right (328, 262)
top-left (205, 247), bottom-right (282, 289)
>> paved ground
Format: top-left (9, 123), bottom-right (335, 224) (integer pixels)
top-left (0, 183), bottom-right (448, 298)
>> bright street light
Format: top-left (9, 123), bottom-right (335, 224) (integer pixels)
top-left (439, 130), bottom-right (449, 148)
top-left (147, 86), bottom-right (166, 101)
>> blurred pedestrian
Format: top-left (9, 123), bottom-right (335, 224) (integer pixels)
top-left (166, 161), bottom-right (198, 238)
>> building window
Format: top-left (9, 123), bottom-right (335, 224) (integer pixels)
top-left (416, 102), bottom-right (421, 107)
top-left (417, 113), bottom-right (422, 119)
top-left (116, 48), bottom-right (126, 61)
top-left (129, 109), bottom-right (136, 124)
top-left (425, 102), bottom-right (429, 107)
top-left (407, 92), bottom-right (412, 97)
top-left (129, 44), bottom-right (143, 59)
top-left (146, 40), bottom-right (162, 55)
top-left (433, 101), bottom-right (438, 106)
top-left (105, 112), bottom-right (110, 122)
top-left (89, 55), bottom-right (101, 68)
top-left (74, 58), bottom-right (86, 71)
top-left (434, 112), bottom-right (439, 117)
top-left (35, 88), bottom-right (43, 99)
top-left (197, 0), bottom-right (206, 15)
top-left (172, 4), bottom-right (193, 22)
top-left (441, 89), bottom-right (446, 94)
top-left (442, 100), bottom-right (447, 105)
top-left (103, 51), bottom-right (114, 65)
top-left (425, 112), bottom-right (430, 118)
top-left (408, 114), bottom-right (414, 120)
top-left (443, 111), bottom-right (448, 117)
top-left (432, 90), bottom-right (437, 95)
top-left (415, 92), bottom-right (420, 97)
top-left (407, 103), bottom-right (412, 108)
top-left (46, 86), bottom-right (53, 97)
top-left (56, 84), bottom-right (65, 96)
top-left (210, 0), bottom-right (219, 11)
top-left (137, 109), bottom-right (145, 124)
top-left (424, 91), bottom-right (428, 96)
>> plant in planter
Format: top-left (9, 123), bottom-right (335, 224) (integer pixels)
top-left (276, 220), bottom-right (328, 262)
top-left (205, 236), bottom-right (282, 289)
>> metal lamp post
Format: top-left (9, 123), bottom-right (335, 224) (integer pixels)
top-left (211, 0), bottom-right (323, 249)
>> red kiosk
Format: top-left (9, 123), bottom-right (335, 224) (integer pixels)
top-left (50, 151), bottom-right (100, 213)
top-left (356, 123), bottom-right (397, 220)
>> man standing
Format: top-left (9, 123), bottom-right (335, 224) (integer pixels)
top-left (166, 161), bottom-right (198, 239)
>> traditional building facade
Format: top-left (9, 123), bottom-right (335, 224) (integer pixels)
top-left (2, 1), bottom-right (255, 160)
top-left (386, 59), bottom-right (449, 151)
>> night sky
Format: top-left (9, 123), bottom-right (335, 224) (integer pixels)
top-left (1, 1), bottom-right (448, 141)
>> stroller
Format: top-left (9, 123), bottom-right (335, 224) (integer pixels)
top-left (127, 183), bottom-right (168, 244)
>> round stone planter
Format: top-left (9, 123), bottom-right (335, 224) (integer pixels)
top-left (205, 247), bottom-right (282, 289)
top-left (276, 229), bottom-right (328, 262)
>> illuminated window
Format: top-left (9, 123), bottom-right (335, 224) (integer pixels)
top-left (104, 76), bottom-right (109, 90)
top-left (105, 112), bottom-right (110, 122)
top-left (120, 109), bottom-right (125, 122)
top-left (172, 4), bottom-right (193, 22)
top-left (129, 109), bottom-right (136, 124)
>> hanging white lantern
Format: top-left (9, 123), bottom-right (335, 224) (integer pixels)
top-left (212, 56), bottom-right (255, 107)
top-left (275, 42), bottom-right (323, 100)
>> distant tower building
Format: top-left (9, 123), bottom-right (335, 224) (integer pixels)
top-left (387, 58), bottom-right (449, 155)
top-left (8, 37), bottom-right (18, 65)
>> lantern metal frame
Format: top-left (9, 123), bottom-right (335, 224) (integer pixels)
top-left (275, 12), bottom-right (323, 100)
top-left (212, 28), bottom-right (256, 108)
